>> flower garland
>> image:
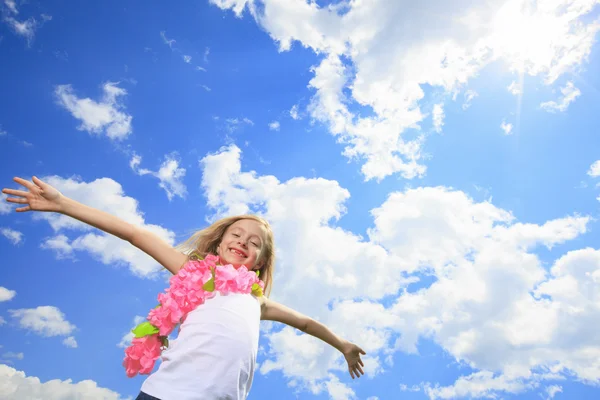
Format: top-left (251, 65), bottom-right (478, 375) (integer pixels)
top-left (123, 254), bottom-right (264, 377)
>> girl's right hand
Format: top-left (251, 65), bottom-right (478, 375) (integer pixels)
top-left (2, 176), bottom-right (64, 213)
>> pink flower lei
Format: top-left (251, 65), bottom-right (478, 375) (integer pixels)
top-left (123, 253), bottom-right (264, 377)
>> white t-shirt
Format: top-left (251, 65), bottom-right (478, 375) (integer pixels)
top-left (141, 292), bottom-right (261, 400)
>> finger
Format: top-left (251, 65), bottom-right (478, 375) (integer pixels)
top-left (360, 348), bottom-right (366, 355)
top-left (32, 176), bottom-right (45, 187)
top-left (349, 369), bottom-right (355, 379)
top-left (2, 188), bottom-right (29, 197)
top-left (15, 206), bottom-right (31, 212)
top-left (13, 177), bottom-right (38, 191)
top-left (6, 197), bottom-right (29, 204)
top-left (359, 359), bottom-right (364, 367)
top-left (357, 365), bottom-right (364, 375)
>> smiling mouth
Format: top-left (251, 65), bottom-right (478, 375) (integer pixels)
top-left (229, 248), bottom-right (247, 257)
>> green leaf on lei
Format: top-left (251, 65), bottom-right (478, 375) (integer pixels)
top-left (202, 268), bottom-right (215, 292)
top-left (132, 321), bottom-right (159, 338)
top-left (251, 282), bottom-right (263, 297)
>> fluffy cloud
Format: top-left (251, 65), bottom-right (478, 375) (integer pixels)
top-left (62, 337), bottom-right (78, 348)
top-left (289, 105), bottom-right (300, 120)
top-left (540, 81), bottom-right (581, 113)
top-left (55, 82), bottom-right (133, 140)
top-left (198, 145), bottom-right (596, 399)
top-left (507, 80), bottom-right (522, 95)
top-left (268, 121), bottom-right (280, 131)
top-left (1, 0), bottom-right (51, 47)
top-left (0, 227), bottom-right (23, 245)
top-left (9, 306), bottom-right (77, 347)
top-left (36, 175), bottom-right (175, 277)
top-left (587, 160), bottom-right (600, 178)
top-left (0, 365), bottom-right (124, 400)
top-left (0, 287), bottom-right (16, 302)
top-left (432, 104), bottom-right (444, 133)
top-left (130, 153), bottom-right (187, 201)
top-left (0, 193), bottom-right (12, 214)
top-left (501, 120), bottom-right (513, 135)
top-left (211, 0), bottom-right (600, 181)
top-left (461, 90), bottom-right (478, 110)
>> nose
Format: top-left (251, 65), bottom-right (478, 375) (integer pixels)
top-left (237, 238), bottom-right (248, 248)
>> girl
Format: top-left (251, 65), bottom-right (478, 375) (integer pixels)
top-left (2, 176), bottom-right (366, 400)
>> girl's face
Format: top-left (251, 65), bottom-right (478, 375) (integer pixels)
top-left (217, 219), bottom-right (267, 270)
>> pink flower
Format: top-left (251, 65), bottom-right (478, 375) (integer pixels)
top-left (234, 266), bottom-right (260, 292)
top-left (204, 254), bottom-right (220, 265)
top-left (214, 264), bottom-right (239, 293)
top-left (147, 294), bottom-right (184, 336)
top-left (123, 335), bottom-right (162, 377)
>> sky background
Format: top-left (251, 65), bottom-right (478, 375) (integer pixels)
top-left (1, 0), bottom-right (600, 399)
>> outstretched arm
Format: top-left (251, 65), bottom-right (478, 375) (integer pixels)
top-left (261, 297), bottom-right (366, 379)
top-left (2, 176), bottom-right (187, 275)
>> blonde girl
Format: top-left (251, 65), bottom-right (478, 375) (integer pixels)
top-left (2, 176), bottom-right (365, 400)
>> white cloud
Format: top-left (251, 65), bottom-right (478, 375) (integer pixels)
top-left (0, 193), bottom-right (12, 214)
top-left (545, 385), bottom-right (563, 399)
top-left (268, 121), bottom-right (280, 131)
top-left (462, 90), bottom-right (478, 110)
top-left (160, 30), bottom-right (175, 48)
top-left (0, 126), bottom-right (6, 136)
top-left (117, 315), bottom-right (145, 348)
top-left (0, 287), bottom-right (16, 302)
top-left (55, 82), bottom-right (133, 140)
top-left (182, 54), bottom-right (192, 63)
top-left (62, 336), bottom-right (78, 348)
top-left (130, 153), bottom-right (187, 201)
top-left (0, 227), bottom-right (22, 245)
top-left (3, 17), bottom-right (36, 43)
top-left (223, 117), bottom-right (254, 133)
top-left (424, 370), bottom-right (539, 399)
top-left (40, 234), bottom-right (74, 259)
top-left (540, 81), bottom-right (581, 113)
top-left (4, 0), bottom-right (18, 14)
top-left (0, 317), bottom-right (6, 325)
top-left (0, 364), bottom-right (125, 400)
top-left (290, 104), bottom-right (300, 120)
top-left (587, 160), bottom-right (600, 177)
top-left (501, 120), bottom-right (513, 135)
top-left (212, 0), bottom-right (600, 181)
top-left (36, 175), bottom-right (176, 277)
top-left (2, 352), bottom-right (24, 360)
top-left (203, 47), bottom-right (210, 63)
top-left (508, 80), bottom-right (522, 95)
top-left (432, 103), bottom-right (444, 133)
top-left (9, 306), bottom-right (76, 338)
top-left (198, 144), bottom-right (597, 399)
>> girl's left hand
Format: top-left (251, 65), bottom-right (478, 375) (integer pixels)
top-left (342, 342), bottom-right (366, 379)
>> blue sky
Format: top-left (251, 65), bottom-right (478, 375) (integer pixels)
top-left (1, 0), bottom-right (600, 399)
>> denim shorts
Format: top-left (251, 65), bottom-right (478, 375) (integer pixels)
top-left (135, 391), bottom-right (161, 400)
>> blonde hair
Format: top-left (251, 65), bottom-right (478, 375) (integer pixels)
top-left (176, 215), bottom-right (275, 296)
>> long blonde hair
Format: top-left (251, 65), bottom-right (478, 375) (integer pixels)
top-left (176, 215), bottom-right (275, 296)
